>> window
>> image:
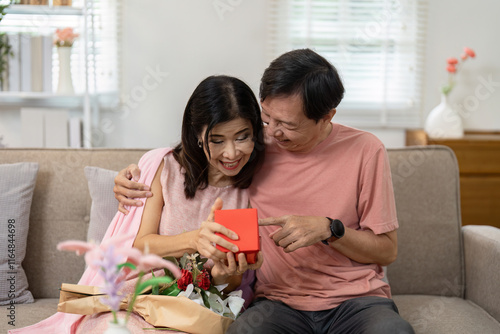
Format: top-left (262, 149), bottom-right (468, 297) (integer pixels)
top-left (1, 0), bottom-right (121, 103)
top-left (267, 0), bottom-right (428, 127)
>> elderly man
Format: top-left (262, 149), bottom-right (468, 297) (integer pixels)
top-left (114, 49), bottom-right (414, 334)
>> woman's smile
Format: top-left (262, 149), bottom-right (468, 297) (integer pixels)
top-left (220, 158), bottom-right (242, 170)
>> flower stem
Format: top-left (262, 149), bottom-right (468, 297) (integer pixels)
top-left (126, 272), bottom-right (144, 323)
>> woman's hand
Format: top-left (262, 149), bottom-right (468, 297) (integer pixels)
top-left (113, 164), bottom-right (152, 214)
top-left (211, 251), bottom-right (264, 287)
top-left (195, 198), bottom-right (240, 261)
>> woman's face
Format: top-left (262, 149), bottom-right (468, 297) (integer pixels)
top-left (201, 117), bottom-right (255, 186)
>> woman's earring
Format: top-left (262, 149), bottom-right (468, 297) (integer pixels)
top-left (197, 140), bottom-right (202, 148)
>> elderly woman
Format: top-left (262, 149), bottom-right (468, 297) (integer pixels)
top-left (11, 75), bottom-right (264, 334)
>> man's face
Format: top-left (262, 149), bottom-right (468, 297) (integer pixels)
top-left (260, 94), bottom-right (333, 153)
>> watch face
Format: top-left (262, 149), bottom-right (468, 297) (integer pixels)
top-left (323, 218), bottom-right (344, 244)
top-left (332, 219), bottom-right (344, 238)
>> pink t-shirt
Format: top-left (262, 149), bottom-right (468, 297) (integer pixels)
top-left (249, 123), bottom-right (398, 311)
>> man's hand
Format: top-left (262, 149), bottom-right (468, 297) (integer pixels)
top-left (114, 164), bottom-right (152, 214)
top-left (259, 215), bottom-right (331, 253)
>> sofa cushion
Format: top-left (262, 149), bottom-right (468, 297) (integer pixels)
top-left (393, 294), bottom-right (500, 334)
top-left (0, 298), bottom-right (58, 332)
top-left (0, 162), bottom-right (38, 305)
top-left (387, 147), bottom-right (463, 297)
top-left (84, 166), bottom-right (119, 243)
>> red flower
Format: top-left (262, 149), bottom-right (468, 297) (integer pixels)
top-left (464, 47), bottom-right (476, 58)
top-left (447, 57), bottom-right (458, 65)
top-left (177, 269), bottom-right (193, 291)
top-left (196, 270), bottom-right (211, 291)
top-left (446, 65), bottom-right (456, 73)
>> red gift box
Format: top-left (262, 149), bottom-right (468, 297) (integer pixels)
top-left (214, 208), bottom-right (260, 264)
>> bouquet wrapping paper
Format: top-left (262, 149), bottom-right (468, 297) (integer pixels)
top-left (58, 283), bottom-right (233, 334)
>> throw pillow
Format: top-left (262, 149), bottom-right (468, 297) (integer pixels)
top-left (84, 166), bottom-right (119, 244)
top-left (0, 162), bottom-right (39, 305)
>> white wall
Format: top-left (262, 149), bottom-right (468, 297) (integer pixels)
top-left (99, 0), bottom-right (270, 149)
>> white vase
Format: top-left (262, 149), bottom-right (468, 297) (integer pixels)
top-left (57, 46), bottom-right (75, 95)
top-left (424, 93), bottom-right (464, 139)
top-left (104, 318), bottom-right (131, 334)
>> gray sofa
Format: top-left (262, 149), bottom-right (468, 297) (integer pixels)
top-left (0, 146), bottom-right (499, 333)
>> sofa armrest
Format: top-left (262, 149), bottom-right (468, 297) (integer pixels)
top-left (463, 225), bottom-right (500, 322)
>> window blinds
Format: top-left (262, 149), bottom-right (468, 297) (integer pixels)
top-left (267, 0), bottom-right (428, 127)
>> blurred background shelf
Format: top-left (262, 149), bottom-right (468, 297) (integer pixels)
top-left (0, 92), bottom-right (85, 108)
top-left (5, 4), bottom-right (83, 16)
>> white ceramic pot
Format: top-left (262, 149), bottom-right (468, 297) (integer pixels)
top-left (104, 318), bottom-right (131, 334)
top-left (57, 46), bottom-right (75, 95)
top-left (424, 93), bottom-right (464, 139)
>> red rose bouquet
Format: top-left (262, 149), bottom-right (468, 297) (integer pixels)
top-left (158, 253), bottom-right (245, 319)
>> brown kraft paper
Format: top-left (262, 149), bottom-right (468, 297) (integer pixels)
top-left (58, 283), bottom-right (233, 334)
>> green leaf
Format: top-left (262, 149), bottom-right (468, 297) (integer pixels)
top-left (117, 262), bottom-right (137, 271)
top-left (135, 276), bottom-right (174, 295)
top-left (199, 289), bottom-right (211, 309)
top-left (160, 283), bottom-right (181, 296)
top-left (179, 253), bottom-right (189, 268)
top-left (207, 285), bottom-right (223, 298)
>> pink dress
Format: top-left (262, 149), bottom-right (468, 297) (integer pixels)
top-left (76, 151), bottom-right (250, 333)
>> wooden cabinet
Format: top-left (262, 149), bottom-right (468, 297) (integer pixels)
top-left (406, 129), bottom-right (500, 229)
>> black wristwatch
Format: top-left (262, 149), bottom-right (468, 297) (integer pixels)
top-left (321, 218), bottom-right (345, 245)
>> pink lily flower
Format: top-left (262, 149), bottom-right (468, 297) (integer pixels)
top-left (57, 240), bottom-right (96, 255)
top-left (135, 254), bottom-right (181, 277)
top-left (57, 234), bottom-right (181, 277)
top-left (58, 234), bottom-right (137, 270)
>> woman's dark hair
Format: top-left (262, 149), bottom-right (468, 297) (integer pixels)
top-left (260, 48), bottom-right (345, 122)
top-left (173, 75), bottom-right (264, 199)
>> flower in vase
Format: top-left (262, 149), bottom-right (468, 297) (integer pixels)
top-left (95, 245), bottom-right (127, 313)
top-left (58, 234), bottom-right (181, 324)
top-left (54, 27), bottom-right (79, 47)
top-left (441, 47), bottom-right (476, 96)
